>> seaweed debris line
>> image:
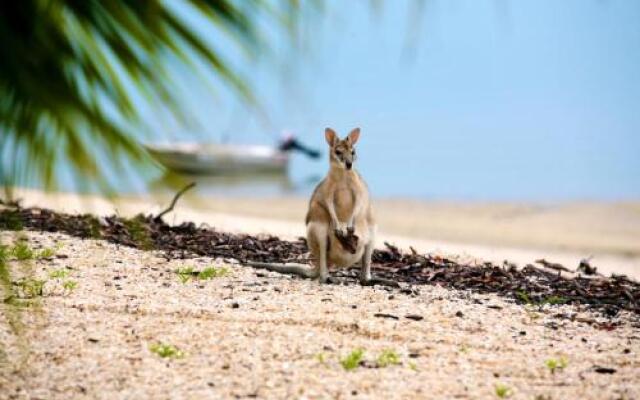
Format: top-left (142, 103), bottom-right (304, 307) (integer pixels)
top-left (1, 205), bottom-right (639, 318)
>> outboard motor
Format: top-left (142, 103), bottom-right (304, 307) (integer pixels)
top-left (278, 133), bottom-right (321, 159)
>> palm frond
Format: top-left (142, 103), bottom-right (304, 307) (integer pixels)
top-left (0, 0), bottom-right (311, 195)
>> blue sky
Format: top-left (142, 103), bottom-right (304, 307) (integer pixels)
top-left (151, 0), bottom-right (640, 200)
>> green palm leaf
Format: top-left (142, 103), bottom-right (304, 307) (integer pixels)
top-left (0, 0), bottom-right (311, 195)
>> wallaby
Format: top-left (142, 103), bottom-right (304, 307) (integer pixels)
top-left (248, 127), bottom-right (382, 285)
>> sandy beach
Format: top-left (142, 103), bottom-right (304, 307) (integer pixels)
top-left (1, 230), bottom-right (638, 399)
top-left (1, 189), bottom-right (639, 398)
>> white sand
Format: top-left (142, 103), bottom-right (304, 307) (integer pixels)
top-left (1, 231), bottom-right (639, 399)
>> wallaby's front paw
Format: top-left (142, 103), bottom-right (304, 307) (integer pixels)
top-left (333, 222), bottom-right (348, 237)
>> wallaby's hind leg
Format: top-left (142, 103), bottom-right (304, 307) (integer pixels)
top-left (358, 226), bottom-right (397, 287)
top-left (307, 221), bottom-right (330, 283)
top-left (359, 226), bottom-right (375, 284)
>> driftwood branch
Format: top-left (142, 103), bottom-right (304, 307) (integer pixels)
top-left (0, 197), bottom-right (22, 208)
top-left (535, 258), bottom-right (572, 273)
top-left (154, 182), bottom-right (196, 222)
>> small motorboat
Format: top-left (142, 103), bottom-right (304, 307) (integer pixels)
top-left (145, 136), bottom-right (320, 175)
top-left (145, 142), bottom-right (288, 174)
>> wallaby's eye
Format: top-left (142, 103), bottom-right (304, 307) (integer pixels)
top-left (351, 150), bottom-right (355, 155)
top-left (335, 150), bottom-right (342, 157)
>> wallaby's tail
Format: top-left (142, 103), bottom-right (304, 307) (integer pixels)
top-left (245, 261), bottom-right (318, 279)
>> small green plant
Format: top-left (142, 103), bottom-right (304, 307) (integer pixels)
top-left (515, 290), bottom-right (532, 305)
top-left (495, 383), bottom-right (513, 398)
top-left (12, 241), bottom-right (34, 260)
top-left (176, 267), bottom-right (195, 283)
top-left (37, 247), bottom-right (55, 259)
top-left (540, 296), bottom-right (569, 306)
top-left (149, 343), bottom-right (184, 359)
top-left (560, 356), bottom-right (568, 369)
top-left (517, 290), bottom-right (569, 307)
top-left (3, 296), bottom-right (37, 308)
top-left (377, 349), bottom-right (401, 367)
top-left (525, 308), bottom-right (541, 320)
top-left (123, 216), bottom-right (153, 250)
top-left (545, 356), bottom-right (568, 374)
top-left (16, 278), bottom-right (46, 298)
top-left (63, 280), bottom-right (78, 291)
top-left (49, 269), bottom-right (70, 279)
top-left (197, 266), bottom-right (230, 279)
top-left (315, 352), bottom-right (328, 364)
top-left (340, 348), bottom-right (365, 371)
top-left (0, 245), bottom-right (8, 262)
top-left (176, 266), bottom-right (230, 283)
top-left (82, 215), bottom-right (102, 238)
top-left (408, 361), bottom-right (419, 371)
top-left (459, 344), bottom-right (470, 354)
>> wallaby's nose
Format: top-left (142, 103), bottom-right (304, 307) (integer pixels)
top-left (346, 161), bottom-right (352, 169)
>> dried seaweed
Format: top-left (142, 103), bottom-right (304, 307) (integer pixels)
top-left (1, 206), bottom-right (638, 318)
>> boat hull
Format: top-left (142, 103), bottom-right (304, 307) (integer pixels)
top-left (145, 143), bottom-right (289, 175)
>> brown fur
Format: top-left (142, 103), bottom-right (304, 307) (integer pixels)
top-left (304, 127), bottom-right (376, 282)
top-left (248, 127), bottom-right (376, 284)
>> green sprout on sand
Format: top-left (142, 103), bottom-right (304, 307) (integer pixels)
top-left (0, 245), bottom-right (9, 262)
top-left (377, 349), bottom-right (401, 367)
top-left (524, 308), bottom-right (541, 320)
top-left (37, 247), bottom-right (56, 259)
top-left (315, 352), bottom-right (328, 364)
top-left (495, 383), bottom-right (513, 398)
top-left (63, 280), bottom-right (78, 291)
top-left (545, 356), bottom-right (568, 374)
top-left (12, 241), bottom-right (34, 260)
top-left (176, 266), bottom-right (230, 283)
top-left (515, 290), bottom-right (532, 305)
top-left (340, 348), bottom-right (365, 371)
top-left (149, 343), bottom-right (184, 359)
top-left (540, 296), bottom-right (569, 306)
top-left (5, 239), bottom-right (53, 261)
top-left (176, 267), bottom-right (195, 283)
top-left (16, 278), bottom-right (46, 298)
top-left (49, 269), bottom-right (69, 279)
top-left (198, 266), bottom-right (230, 280)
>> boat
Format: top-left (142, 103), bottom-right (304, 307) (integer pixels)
top-left (145, 135), bottom-right (320, 175)
top-left (145, 142), bottom-right (289, 175)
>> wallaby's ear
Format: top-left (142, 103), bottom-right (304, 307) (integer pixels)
top-left (324, 128), bottom-right (337, 146)
top-left (347, 127), bottom-right (360, 145)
